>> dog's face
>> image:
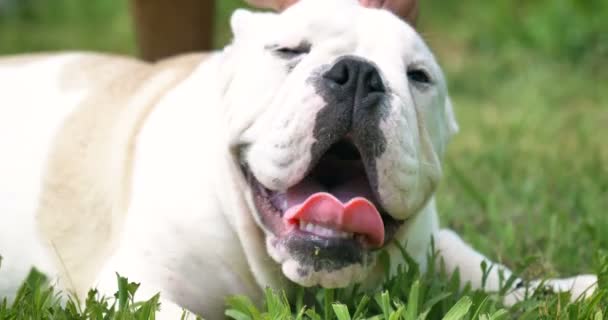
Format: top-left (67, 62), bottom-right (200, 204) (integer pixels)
top-left (222, 0), bottom-right (458, 287)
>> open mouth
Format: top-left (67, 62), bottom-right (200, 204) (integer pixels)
top-left (243, 139), bottom-right (403, 250)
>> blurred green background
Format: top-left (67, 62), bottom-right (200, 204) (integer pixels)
top-left (0, 0), bottom-right (606, 277)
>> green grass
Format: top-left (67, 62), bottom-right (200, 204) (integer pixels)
top-left (223, 247), bottom-right (608, 320)
top-left (1, 0), bottom-right (607, 318)
top-left (1, 269), bottom-right (163, 320)
top-left (3, 248), bottom-right (608, 319)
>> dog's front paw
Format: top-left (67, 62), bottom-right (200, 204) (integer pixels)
top-left (547, 274), bottom-right (598, 300)
top-left (505, 274), bottom-right (598, 306)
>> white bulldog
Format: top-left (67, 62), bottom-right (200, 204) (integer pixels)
top-left (0, 0), bottom-right (597, 318)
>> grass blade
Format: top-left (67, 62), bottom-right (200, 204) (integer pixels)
top-left (441, 296), bottom-right (472, 320)
top-left (332, 303), bottom-right (351, 320)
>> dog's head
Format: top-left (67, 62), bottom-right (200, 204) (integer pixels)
top-left (222, 0), bottom-right (458, 287)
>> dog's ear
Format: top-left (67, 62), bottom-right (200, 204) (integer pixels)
top-left (429, 95), bottom-right (459, 157)
top-left (230, 9), bottom-right (277, 40)
top-left (444, 97), bottom-right (459, 136)
top-left (230, 9), bottom-right (253, 38)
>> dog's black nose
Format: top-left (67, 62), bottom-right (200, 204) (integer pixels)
top-left (323, 56), bottom-right (385, 107)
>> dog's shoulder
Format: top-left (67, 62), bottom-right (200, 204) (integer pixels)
top-left (32, 52), bottom-right (211, 295)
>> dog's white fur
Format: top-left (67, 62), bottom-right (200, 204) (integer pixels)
top-left (0, 1), bottom-right (597, 319)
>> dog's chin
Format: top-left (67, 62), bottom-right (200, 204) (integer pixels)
top-left (265, 233), bottom-right (374, 287)
top-left (241, 139), bottom-right (406, 287)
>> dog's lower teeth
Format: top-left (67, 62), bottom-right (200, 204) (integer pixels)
top-left (298, 221), bottom-right (353, 239)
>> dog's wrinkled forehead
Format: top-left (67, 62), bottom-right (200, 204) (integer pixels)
top-left (231, 0), bottom-right (432, 64)
top-left (261, 0), bottom-right (368, 52)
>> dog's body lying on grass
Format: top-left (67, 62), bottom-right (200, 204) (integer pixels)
top-left (0, 0), bottom-right (597, 318)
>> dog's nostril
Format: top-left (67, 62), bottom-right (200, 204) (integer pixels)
top-left (324, 62), bottom-right (349, 86)
top-left (365, 68), bottom-right (385, 93)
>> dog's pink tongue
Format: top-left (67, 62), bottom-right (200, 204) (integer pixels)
top-left (284, 192), bottom-right (385, 248)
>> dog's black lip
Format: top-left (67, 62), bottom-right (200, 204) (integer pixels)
top-left (280, 229), bottom-right (365, 270)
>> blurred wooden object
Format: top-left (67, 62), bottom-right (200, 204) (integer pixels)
top-left (129, 0), bottom-right (215, 62)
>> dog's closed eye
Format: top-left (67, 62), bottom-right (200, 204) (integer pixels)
top-left (407, 68), bottom-right (432, 85)
top-left (266, 42), bottom-right (311, 60)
